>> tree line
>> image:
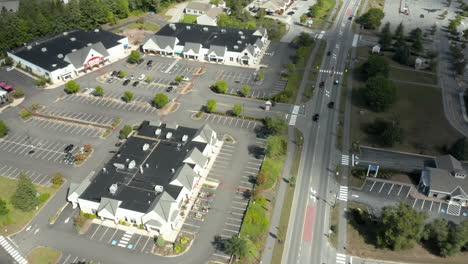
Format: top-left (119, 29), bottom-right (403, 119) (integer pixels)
top-left (0, 0), bottom-right (184, 55)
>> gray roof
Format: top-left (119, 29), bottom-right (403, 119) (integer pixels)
top-left (435, 155), bottom-right (466, 174)
top-left (254, 28), bottom-right (267, 37)
top-left (97, 197), bottom-right (120, 217)
top-left (172, 164), bottom-right (197, 190)
top-left (152, 192), bottom-right (176, 221)
top-left (145, 219), bottom-right (163, 228)
top-left (184, 148), bottom-right (207, 167)
top-left (193, 123), bottom-right (215, 144)
top-left (66, 42), bottom-right (109, 69)
top-left (245, 44), bottom-right (255, 55)
top-left (0, 1), bottom-right (19, 12)
top-left (183, 42), bottom-right (202, 54)
top-left (152, 35), bottom-right (177, 50)
top-left (186, 1), bottom-right (211, 12)
top-left (69, 179), bottom-right (91, 198)
top-left (426, 167), bottom-right (468, 197)
top-left (255, 38), bottom-right (264, 49)
top-left (208, 45), bottom-right (226, 57)
top-left (205, 7), bottom-right (223, 19)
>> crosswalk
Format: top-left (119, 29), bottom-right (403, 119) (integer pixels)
top-left (118, 232), bottom-right (133, 248)
top-left (341, 154), bottom-right (349, 165)
top-left (336, 253), bottom-right (347, 264)
top-left (338, 186), bottom-right (348, 202)
top-left (0, 236), bottom-right (28, 264)
top-left (319, 69), bottom-right (344, 75)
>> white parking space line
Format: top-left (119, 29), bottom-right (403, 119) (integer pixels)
top-left (397, 185), bottom-right (403, 196)
top-left (387, 184), bottom-right (394, 195)
top-left (406, 187), bottom-right (411, 198)
top-left (378, 183), bottom-right (385, 193)
top-left (412, 199), bottom-right (418, 208)
top-left (369, 181), bottom-right (376, 192)
top-left (421, 199), bottom-right (425, 210)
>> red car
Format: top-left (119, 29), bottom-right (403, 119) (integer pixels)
top-left (0, 81), bottom-right (6, 87)
top-left (2, 85), bottom-right (13, 92)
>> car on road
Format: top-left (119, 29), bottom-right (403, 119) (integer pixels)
top-left (64, 144), bottom-right (74, 153)
top-left (138, 74), bottom-right (145, 80)
top-left (132, 81), bottom-right (139, 87)
top-left (334, 79), bottom-right (339, 85)
top-left (166, 86), bottom-right (173, 92)
top-left (312, 114), bottom-right (319, 121)
top-left (327, 51), bottom-right (331, 56)
top-left (319, 81), bottom-right (325, 88)
top-left (287, 11), bottom-right (294, 15)
top-left (328, 102), bottom-right (335, 109)
top-left (123, 79), bottom-right (130, 86)
top-left (107, 77), bottom-right (115, 83)
top-left (147, 60), bottom-right (153, 66)
top-left (348, 16), bottom-right (353, 20)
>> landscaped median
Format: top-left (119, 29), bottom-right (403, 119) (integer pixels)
top-left (26, 247), bottom-right (61, 264)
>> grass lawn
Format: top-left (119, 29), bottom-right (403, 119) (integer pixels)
top-left (389, 66), bottom-right (438, 85)
top-left (329, 204), bottom-right (339, 249)
top-left (271, 129), bottom-right (303, 264)
top-left (0, 176), bottom-right (56, 236)
top-left (350, 80), bottom-right (462, 155)
top-left (347, 203), bottom-right (468, 264)
top-left (27, 247), bottom-right (61, 264)
top-left (180, 14), bottom-right (198, 23)
top-left (260, 155), bottom-right (285, 190)
top-left (309, 0), bottom-right (336, 30)
top-left (365, 0), bottom-right (386, 12)
top-left (124, 21), bottom-right (160, 31)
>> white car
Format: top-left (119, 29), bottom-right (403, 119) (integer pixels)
top-left (138, 74), bottom-right (145, 81)
top-left (82, 88), bottom-right (95, 95)
top-left (182, 76), bottom-right (190, 82)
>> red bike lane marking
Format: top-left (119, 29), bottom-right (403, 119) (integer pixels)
top-left (345, 8), bottom-right (352, 16)
top-left (302, 205), bottom-right (316, 242)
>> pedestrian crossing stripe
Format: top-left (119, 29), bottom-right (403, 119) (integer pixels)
top-left (338, 186), bottom-right (348, 202)
top-left (341, 154), bottom-right (349, 165)
top-left (336, 253), bottom-right (347, 264)
top-left (319, 69), bottom-right (344, 75)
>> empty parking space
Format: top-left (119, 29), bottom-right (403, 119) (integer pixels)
top-left (60, 94), bottom-right (157, 113)
top-left (0, 134), bottom-right (75, 164)
top-left (216, 70), bottom-right (256, 85)
top-left (0, 162), bottom-right (51, 186)
top-left (25, 117), bottom-right (104, 138)
top-left (207, 143), bottom-right (237, 180)
top-left (57, 253), bottom-right (101, 264)
top-left (201, 114), bottom-right (260, 131)
top-left (39, 108), bottom-right (116, 126)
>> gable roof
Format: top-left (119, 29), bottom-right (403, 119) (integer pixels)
top-left (208, 45), bottom-right (226, 57)
top-left (97, 197), bottom-right (120, 217)
top-left (186, 1), bottom-right (211, 12)
top-left (205, 7), bottom-right (223, 19)
top-left (152, 192), bottom-right (176, 221)
top-left (184, 148), bottom-right (207, 167)
top-left (152, 35), bottom-right (177, 50)
top-left (183, 42), bottom-right (202, 54)
top-left (426, 167), bottom-right (468, 196)
top-left (193, 123), bottom-right (215, 143)
top-left (436, 155), bottom-right (466, 174)
top-left (171, 163), bottom-right (197, 190)
top-left (66, 42), bottom-right (109, 69)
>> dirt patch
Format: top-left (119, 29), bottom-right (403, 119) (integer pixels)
top-left (159, 101), bottom-right (180, 115)
top-left (121, 28), bottom-right (153, 45)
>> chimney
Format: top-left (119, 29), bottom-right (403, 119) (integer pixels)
top-left (109, 183), bottom-right (118, 195)
top-left (41, 47), bottom-right (47, 52)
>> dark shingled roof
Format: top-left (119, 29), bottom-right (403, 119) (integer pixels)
top-left (79, 122), bottom-right (207, 213)
top-left (155, 22), bottom-right (263, 53)
top-left (10, 29), bottom-right (124, 72)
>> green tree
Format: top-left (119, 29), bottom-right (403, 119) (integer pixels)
top-left (440, 220), bottom-right (468, 256)
top-left (119, 125), bottom-right (132, 139)
top-left (359, 8), bottom-right (385, 29)
top-left (206, 99), bottom-right (217, 113)
top-left (412, 38), bottom-right (423, 53)
top-left (393, 44), bottom-right (411, 65)
top-left (379, 22), bottom-right (392, 50)
top-left (362, 55), bottom-right (390, 79)
top-left (377, 202), bottom-right (426, 250)
top-left (266, 135), bottom-right (287, 157)
top-left (10, 172), bottom-right (38, 212)
top-left (240, 85), bottom-right (250, 97)
top-left (153, 93), bottom-right (168, 108)
top-left (394, 22), bottom-right (405, 43)
top-left (4, 56), bottom-right (13, 66)
top-left (224, 236), bottom-right (257, 261)
top-left (128, 50), bottom-right (141, 63)
top-left (381, 119), bottom-right (403, 147)
top-left (263, 116), bottom-right (287, 135)
top-left (295, 32), bottom-right (314, 47)
top-left (255, 71), bottom-right (264, 81)
top-left (448, 137), bottom-right (468, 160)
top-left (156, 235), bottom-right (165, 247)
top-left (94, 86), bottom-right (104, 96)
top-left (257, 9), bottom-right (265, 19)
top-left (362, 75), bottom-right (398, 112)
top-left (174, 75), bottom-right (183, 83)
top-left (214, 80), bottom-right (228, 93)
top-left (123, 91), bottom-right (133, 102)
top-left (232, 104), bottom-right (243, 116)
top-left (65, 80), bottom-right (80, 93)
top-left (463, 28), bottom-right (468, 39)
top-left (0, 198), bottom-right (9, 216)
top-left (118, 70), bottom-right (126, 78)
top-left (51, 172), bottom-right (64, 187)
top-left (409, 27), bottom-right (422, 41)
top-left (0, 120), bottom-right (8, 137)
top-left (422, 219), bottom-right (449, 255)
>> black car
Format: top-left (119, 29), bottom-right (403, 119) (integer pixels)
top-left (116, 70), bottom-right (122, 77)
top-left (123, 79), bottom-right (130, 86)
top-left (327, 51), bottom-right (331, 56)
top-left (312, 114), bottom-right (319, 121)
top-left (147, 60), bottom-right (153, 66)
top-left (166, 86), bottom-right (173, 92)
top-left (147, 65), bottom-right (153, 70)
top-left (64, 144), bottom-right (74, 153)
top-left (328, 102), bottom-right (335, 108)
top-left (319, 81), bottom-right (325, 88)
top-left (132, 81), bottom-right (139, 87)
top-left (170, 81), bottom-right (179, 86)
top-left (287, 11), bottom-right (294, 15)
top-left (137, 59), bottom-right (144, 65)
top-left (111, 70), bottom-right (118, 77)
top-left (348, 16), bottom-right (353, 20)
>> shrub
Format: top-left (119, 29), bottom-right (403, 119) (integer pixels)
top-left (119, 125), bottom-right (133, 139)
top-left (74, 215), bottom-right (86, 229)
top-left (94, 86), bottom-right (104, 96)
top-left (65, 80), bottom-right (80, 93)
top-left (256, 172), bottom-right (267, 185)
top-left (37, 193), bottom-right (50, 203)
top-left (0, 120), bottom-right (8, 137)
top-left (153, 93), bottom-right (169, 108)
top-left (214, 80), bottom-right (228, 93)
top-left (123, 91), bottom-right (134, 102)
top-left (51, 172), bottom-right (64, 187)
top-left (156, 236), bottom-right (165, 247)
top-left (232, 104), bottom-right (243, 116)
top-left (146, 76), bottom-right (153, 83)
top-left (83, 144), bottom-right (92, 152)
top-left (174, 243), bottom-right (183, 253)
top-left (206, 99), bottom-right (217, 113)
top-left (74, 152), bottom-right (85, 161)
top-left (255, 71), bottom-right (264, 81)
top-left (19, 109), bottom-right (32, 120)
top-left (118, 71), bottom-right (126, 78)
top-left (180, 237), bottom-right (189, 245)
top-left (128, 50), bottom-right (141, 63)
top-left (14, 87), bottom-right (25, 98)
top-left (240, 85), bottom-right (250, 97)
top-left (30, 102), bottom-right (41, 111)
top-left (175, 75), bottom-right (183, 83)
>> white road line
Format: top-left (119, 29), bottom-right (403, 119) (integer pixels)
top-left (378, 183), bottom-right (385, 193)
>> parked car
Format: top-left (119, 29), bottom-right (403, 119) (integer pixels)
top-left (334, 79), bottom-right (339, 85)
top-left (130, 74), bottom-right (135, 80)
top-left (146, 65), bottom-right (153, 70)
top-left (170, 81), bottom-right (179, 86)
top-left (147, 60), bottom-right (153, 66)
top-left (2, 85), bottom-right (14, 92)
top-left (182, 76), bottom-right (190, 81)
top-left (328, 102), bottom-right (335, 109)
top-left (107, 77), bottom-right (115, 83)
top-left (116, 70), bottom-right (123, 77)
top-left (138, 74), bottom-right (145, 81)
top-left (132, 81), bottom-right (139, 87)
top-left (287, 11), bottom-right (294, 15)
top-left (0, 81), bottom-right (7, 87)
top-left (348, 16), bottom-right (353, 20)
top-left (166, 86), bottom-right (173, 92)
top-left (319, 81), bottom-right (325, 88)
top-left (123, 79), bottom-right (130, 86)
top-left (64, 144), bottom-right (74, 153)
top-left (111, 70), bottom-right (118, 77)
top-left (312, 113), bottom-right (319, 121)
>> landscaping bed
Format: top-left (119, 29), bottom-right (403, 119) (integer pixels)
top-left (153, 231), bottom-right (195, 256)
top-left (27, 247), bottom-right (61, 264)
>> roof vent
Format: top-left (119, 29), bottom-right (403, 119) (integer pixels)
top-left (57, 54), bottom-right (64, 59)
top-left (94, 29), bottom-right (100, 33)
top-left (63, 32), bottom-right (68, 36)
top-left (72, 49), bottom-right (77, 52)
top-left (145, 163), bottom-right (149, 168)
top-left (169, 23), bottom-right (176, 30)
top-left (41, 47), bottom-right (47, 52)
top-left (182, 135), bottom-right (188, 142)
top-left (166, 132), bottom-right (173, 139)
top-left (203, 27), bottom-right (208, 31)
top-left (155, 185), bottom-right (164, 193)
top-left (113, 163), bottom-right (125, 169)
top-left (87, 43), bottom-right (92, 46)
top-left (128, 160), bottom-right (136, 169)
top-left (221, 29), bottom-right (226, 33)
top-left (52, 64), bottom-right (57, 67)
top-left (109, 183), bottom-right (118, 195)
top-left (155, 128), bottom-right (162, 136)
top-left (170, 168), bottom-right (175, 173)
top-left (241, 35), bottom-right (245, 39)
top-left (142, 143), bottom-right (150, 151)
top-left (186, 25), bottom-right (191, 30)
top-left (237, 40), bottom-right (242, 44)
top-left (27, 45), bottom-right (32, 50)
top-left (238, 31), bottom-right (243, 35)
top-left (70, 37), bottom-right (76, 41)
top-left (234, 45), bottom-right (239, 49)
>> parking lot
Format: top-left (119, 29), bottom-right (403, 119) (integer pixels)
top-left (83, 223), bottom-right (155, 253)
top-left (356, 178), bottom-right (468, 217)
top-left (199, 113), bottom-right (261, 131)
top-left (0, 134), bottom-right (78, 165)
top-left (0, 162), bottom-right (51, 186)
top-left (39, 108), bottom-right (117, 126)
top-left (60, 94), bottom-right (157, 113)
top-left (56, 253), bottom-right (101, 264)
top-left (25, 117), bottom-right (105, 138)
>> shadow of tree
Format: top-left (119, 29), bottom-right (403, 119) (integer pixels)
top-left (346, 207), bottom-right (379, 246)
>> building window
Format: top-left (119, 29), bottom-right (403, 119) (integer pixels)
top-left (130, 218), bottom-right (136, 224)
top-left (230, 57), bottom-right (233, 61)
